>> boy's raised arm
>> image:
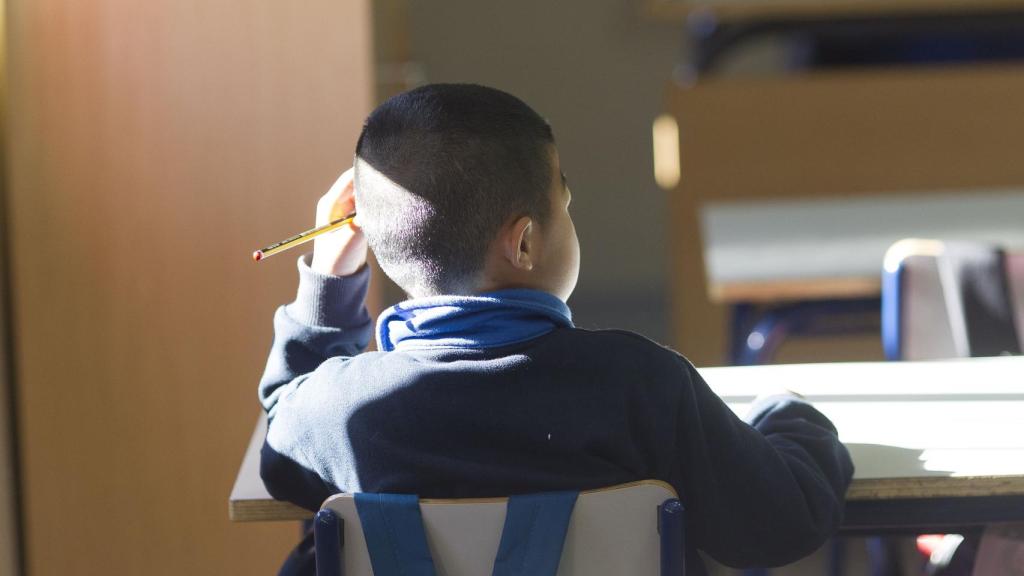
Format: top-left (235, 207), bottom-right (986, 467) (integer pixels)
top-left (256, 255), bottom-right (372, 510)
top-left (257, 169), bottom-right (373, 509)
top-left (674, 359), bottom-right (854, 568)
top-left (257, 256), bottom-right (372, 413)
top-left (258, 167), bottom-right (370, 413)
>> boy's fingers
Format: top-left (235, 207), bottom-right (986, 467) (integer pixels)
top-left (330, 185), bottom-right (357, 222)
top-left (316, 167), bottom-right (356, 225)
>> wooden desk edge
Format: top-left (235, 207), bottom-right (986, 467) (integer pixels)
top-left (229, 475), bottom-right (1024, 523)
top-left (847, 475), bottom-right (1024, 501)
top-left (709, 276), bottom-right (881, 304)
top-left (229, 498), bottom-right (311, 523)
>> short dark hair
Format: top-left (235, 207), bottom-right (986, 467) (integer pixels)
top-left (354, 84), bottom-right (555, 296)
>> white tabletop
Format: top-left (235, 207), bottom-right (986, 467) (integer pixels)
top-left (701, 356), bottom-right (1024, 499)
top-left (700, 190), bottom-right (1024, 302)
top-left (229, 412), bottom-right (309, 522)
top-left (230, 356), bottom-right (1024, 523)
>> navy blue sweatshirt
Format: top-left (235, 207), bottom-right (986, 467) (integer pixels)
top-left (259, 257), bottom-right (854, 574)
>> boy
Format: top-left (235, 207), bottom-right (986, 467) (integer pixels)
top-left (259, 84), bottom-right (854, 575)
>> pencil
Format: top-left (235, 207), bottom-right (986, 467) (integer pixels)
top-left (252, 212), bottom-right (357, 262)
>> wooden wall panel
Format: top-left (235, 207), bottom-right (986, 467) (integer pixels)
top-left (0, 265), bottom-right (17, 576)
top-left (0, 0), bottom-right (22, 572)
top-left (6, 1), bottom-right (373, 573)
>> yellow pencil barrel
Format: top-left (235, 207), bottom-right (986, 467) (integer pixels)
top-left (253, 213), bottom-right (356, 262)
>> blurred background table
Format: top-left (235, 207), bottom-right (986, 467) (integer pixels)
top-left (648, 0), bottom-right (1024, 21)
top-left (700, 192), bottom-right (1024, 363)
top-left (666, 65), bottom-right (1024, 365)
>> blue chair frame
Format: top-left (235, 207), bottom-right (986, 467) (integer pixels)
top-left (730, 299), bottom-right (881, 366)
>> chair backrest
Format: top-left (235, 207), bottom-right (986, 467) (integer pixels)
top-left (882, 239), bottom-right (1023, 360)
top-left (315, 480), bottom-right (681, 576)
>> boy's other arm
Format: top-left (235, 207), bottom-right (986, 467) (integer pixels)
top-left (674, 359), bottom-right (854, 568)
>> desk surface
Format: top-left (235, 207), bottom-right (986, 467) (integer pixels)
top-left (701, 190), bottom-right (1024, 303)
top-left (230, 412), bottom-right (309, 522)
top-left (230, 356), bottom-right (1024, 531)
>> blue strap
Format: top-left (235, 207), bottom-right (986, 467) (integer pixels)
top-left (492, 491), bottom-right (579, 576)
top-left (354, 493), bottom-right (437, 576)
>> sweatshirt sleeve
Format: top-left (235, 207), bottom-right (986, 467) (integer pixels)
top-left (673, 359), bottom-right (854, 568)
top-left (257, 254), bottom-right (373, 509)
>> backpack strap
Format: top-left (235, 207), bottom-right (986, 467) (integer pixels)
top-left (492, 491), bottom-right (579, 576)
top-left (354, 493), bottom-right (437, 576)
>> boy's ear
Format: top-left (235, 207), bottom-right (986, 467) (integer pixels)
top-left (503, 215), bottom-right (534, 271)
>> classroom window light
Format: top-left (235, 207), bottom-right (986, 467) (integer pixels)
top-left (652, 114), bottom-right (680, 191)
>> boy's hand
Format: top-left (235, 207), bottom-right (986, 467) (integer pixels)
top-left (310, 168), bottom-right (367, 277)
top-left (752, 388), bottom-right (805, 405)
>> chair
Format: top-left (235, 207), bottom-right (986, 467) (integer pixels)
top-left (879, 238), bottom-right (1022, 575)
top-left (313, 480), bottom-right (684, 576)
top-left (882, 238), bottom-right (1022, 361)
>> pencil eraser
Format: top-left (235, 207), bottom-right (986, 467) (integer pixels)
top-left (252, 250), bottom-right (264, 262)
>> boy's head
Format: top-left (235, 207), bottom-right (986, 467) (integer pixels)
top-left (354, 83), bottom-right (578, 300)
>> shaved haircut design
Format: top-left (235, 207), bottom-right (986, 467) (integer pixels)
top-left (354, 84), bottom-right (554, 296)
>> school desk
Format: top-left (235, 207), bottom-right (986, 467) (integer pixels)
top-left (666, 65), bottom-right (1024, 366)
top-left (230, 356), bottom-right (1024, 533)
top-left (702, 192), bottom-right (1024, 306)
top-left (702, 192), bottom-right (1024, 364)
top-left (650, 1), bottom-right (1024, 94)
top-left (647, 0), bottom-right (1024, 22)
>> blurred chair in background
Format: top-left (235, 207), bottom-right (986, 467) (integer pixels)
top-left (879, 238), bottom-right (1022, 576)
top-left (882, 239), bottom-right (1022, 362)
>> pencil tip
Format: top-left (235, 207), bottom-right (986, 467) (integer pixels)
top-left (253, 251), bottom-right (263, 262)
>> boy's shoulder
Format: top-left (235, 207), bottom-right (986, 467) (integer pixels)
top-left (559, 326), bottom-right (691, 360)
top-left (345, 325), bottom-right (692, 367)
top-left (337, 326), bottom-right (699, 392)
top-left (537, 326), bottom-right (698, 379)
